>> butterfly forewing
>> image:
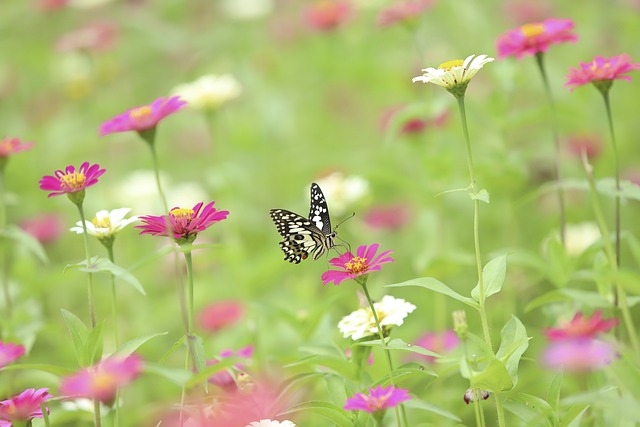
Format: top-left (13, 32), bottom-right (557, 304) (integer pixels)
top-left (309, 183), bottom-right (332, 234)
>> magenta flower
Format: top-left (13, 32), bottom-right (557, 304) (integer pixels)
top-left (565, 54), bottom-right (640, 91)
top-left (542, 338), bottom-right (617, 372)
top-left (344, 385), bottom-right (410, 412)
top-left (545, 311), bottom-right (618, 341)
top-left (19, 213), bottom-right (65, 245)
top-left (377, 0), bottom-right (433, 28)
top-left (136, 201), bottom-right (229, 243)
top-left (0, 137), bottom-right (34, 159)
top-left (99, 96), bottom-right (187, 136)
top-left (198, 300), bottom-right (244, 332)
top-left (60, 355), bottom-right (142, 405)
top-left (0, 388), bottom-right (53, 425)
top-left (364, 204), bottom-right (412, 231)
top-left (38, 162), bottom-right (106, 198)
top-left (410, 330), bottom-right (460, 363)
top-left (207, 345), bottom-right (254, 388)
top-left (321, 243), bottom-right (393, 286)
top-left (496, 18), bottom-right (577, 60)
top-left (303, 0), bottom-right (352, 32)
top-left (0, 342), bottom-right (25, 368)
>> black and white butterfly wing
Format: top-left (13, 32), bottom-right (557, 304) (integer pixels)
top-left (270, 209), bottom-right (328, 263)
top-left (308, 182), bottom-right (332, 234)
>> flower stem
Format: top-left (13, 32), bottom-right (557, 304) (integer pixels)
top-left (105, 244), bottom-right (120, 427)
top-left (148, 143), bottom-right (169, 214)
top-left (184, 249), bottom-right (195, 340)
top-left (0, 168), bottom-right (11, 321)
top-left (93, 399), bottom-right (102, 427)
top-left (535, 52), bottom-right (566, 246)
top-left (76, 203), bottom-right (97, 328)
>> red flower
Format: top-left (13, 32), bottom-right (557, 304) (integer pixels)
top-left (344, 385), bottom-right (410, 412)
top-left (99, 96), bottom-right (187, 136)
top-left (199, 300), bottom-right (244, 332)
top-left (303, 0), bottom-right (352, 31)
top-left (321, 243), bottom-right (393, 286)
top-left (38, 162), bottom-right (106, 198)
top-left (565, 54), bottom-right (640, 91)
top-left (0, 137), bottom-right (34, 159)
top-left (545, 311), bottom-right (618, 341)
top-left (496, 18), bottom-right (577, 60)
top-left (377, 0), bottom-right (433, 28)
top-left (0, 388), bottom-right (53, 424)
top-left (0, 342), bottom-right (25, 368)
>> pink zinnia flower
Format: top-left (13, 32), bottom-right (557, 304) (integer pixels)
top-left (0, 342), bottom-right (25, 368)
top-left (38, 162), bottom-right (106, 198)
top-left (545, 311), bottom-right (618, 341)
top-left (321, 243), bottom-right (393, 286)
top-left (496, 18), bottom-right (577, 60)
top-left (410, 330), bottom-right (460, 363)
top-left (565, 54), bottom-right (640, 91)
top-left (199, 300), bottom-right (244, 332)
top-left (303, 0), bottom-right (351, 31)
top-left (377, 0), bottom-right (433, 28)
top-left (0, 388), bottom-right (53, 424)
top-left (207, 345), bottom-right (254, 388)
top-left (542, 338), bottom-right (617, 372)
top-left (0, 137), bottom-right (34, 159)
top-left (363, 204), bottom-right (412, 231)
top-left (19, 213), bottom-right (65, 245)
top-left (60, 355), bottom-right (142, 405)
top-left (99, 96), bottom-right (187, 136)
top-left (344, 385), bottom-right (410, 412)
top-left (136, 201), bottom-right (229, 243)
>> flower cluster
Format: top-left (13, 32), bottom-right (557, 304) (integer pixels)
top-left (303, 0), bottom-right (352, 31)
top-left (207, 345), bottom-right (254, 388)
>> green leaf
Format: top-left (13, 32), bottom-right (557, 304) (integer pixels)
top-left (279, 400), bottom-right (354, 427)
top-left (356, 338), bottom-right (440, 359)
top-left (468, 359), bottom-right (513, 393)
top-left (471, 254), bottom-right (508, 301)
top-left (403, 398), bottom-right (462, 421)
top-left (559, 405), bottom-right (590, 427)
top-left (387, 278), bottom-right (479, 309)
top-left (496, 316), bottom-right (529, 388)
top-left (470, 188), bottom-right (490, 204)
top-left (110, 332), bottom-right (168, 358)
top-left (0, 225), bottom-right (48, 264)
top-left (60, 309), bottom-right (89, 367)
top-left (83, 321), bottom-right (105, 366)
top-left (185, 357), bottom-right (239, 387)
top-left (525, 289), bottom-right (610, 312)
top-left (64, 257), bottom-right (146, 295)
top-left (1, 363), bottom-right (74, 376)
top-left (548, 369), bottom-right (564, 412)
top-left (189, 334), bottom-right (207, 375)
top-left (143, 362), bottom-right (192, 387)
top-left (159, 336), bottom-right (186, 364)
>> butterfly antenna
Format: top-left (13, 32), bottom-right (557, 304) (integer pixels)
top-left (334, 212), bottom-right (356, 231)
top-left (336, 235), bottom-right (352, 253)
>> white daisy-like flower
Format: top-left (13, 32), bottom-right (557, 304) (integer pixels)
top-left (313, 172), bottom-right (369, 216)
top-left (70, 208), bottom-right (139, 239)
top-left (562, 222), bottom-right (601, 256)
top-left (412, 54), bottom-right (495, 89)
top-left (338, 295), bottom-right (416, 340)
top-left (244, 420), bottom-right (297, 427)
top-left (172, 74), bottom-right (242, 111)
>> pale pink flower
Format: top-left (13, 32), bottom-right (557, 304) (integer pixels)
top-left (303, 0), bottom-right (352, 31)
top-left (565, 134), bottom-right (602, 160)
top-left (0, 137), bottom-right (34, 159)
top-left (410, 330), bottom-right (459, 363)
top-left (199, 300), bottom-right (244, 332)
top-left (543, 339), bottom-right (617, 372)
top-left (0, 342), bottom-right (25, 368)
top-left (565, 54), bottom-right (640, 91)
top-left (496, 18), bottom-right (577, 59)
top-left (363, 204), bottom-right (412, 231)
top-left (19, 213), bottom-right (66, 244)
top-left (55, 21), bottom-right (118, 53)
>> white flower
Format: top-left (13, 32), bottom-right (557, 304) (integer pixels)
top-left (313, 172), bottom-right (369, 216)
top-left (338, 295), bottom-right (416, 340)
top-left (244, 420), bottom-right (297, 427)
top-left (70, 208), bottom-right (138, 239)
top-left (68, 0), bottom-right (115, 8)
top-left (172, 74), bottom-right (242, 110)
top-left (219, 0), bottom-right (273, 20)
top-left (412, 54), bottom-right (495, 89)
top-left (563, 222), bottom-right (601, 256)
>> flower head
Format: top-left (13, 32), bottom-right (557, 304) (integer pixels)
top-left (322, 243), bottom-right (393, 286)
top-left (0, 342), bottom-right (25, 368)
top-left (0, 137), bottom-right (34, 159)
top-left (338, 295), bottom-right (416, 340)
top-left (344, 385), bottom-right (410, 412)
top-left (560, 222), bottom-right (601, 256)
top-left (70, 208), bottom-right (138, 244)
top-left (39, 162), bottom-right (106, 202)
top-left (19, 213), bottom-right (65, 245)
top-left (99, 96), bottom-right (187, 136)
top-left (545, 311), bottom-right (618, 341)
top-left (411, 330), bottom-right (460, 363)
top-left (496, 18), bottom-right (577, 60)
top-left (136, 201), bottom-right (229, 243)
top-left (60, 355), bottom-right (142, 405)
top-left (172, 74), bottom-right (242, 111)
top-left (542, 338), bottom-right (617, 372)
top-left (303, 0), bottom-right (352, 31)
top-left (412, 54), bottom-right (494, 97)
top-left (0, 388), bottom-right (53, 424)
top-left (199, 300), bottom-right (244, 332)
top-left (565, 54), bottom-right (640, 92)
top-left (377, 0), bottom-right (433, 28)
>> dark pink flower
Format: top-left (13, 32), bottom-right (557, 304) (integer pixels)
top-left (207, 345), bottom-right (254, 388)
top-left (19, 213), bottom-right (65, 244)
top-left (199, 300), bottom-right (244, 332)
top-left (321, 243), bottom-right (393, 286)
top-left (565, 54), bottom-right (640, 91)
top-left (60, 355), bottom-right (142, 405)
top-left (99, 96), bottom-right (187, 136)
top-left (38, 162), bottom-right (106, 198)
top-left (136, 201), bottom-right (229, 243)
top-left (0, 342), bottom-right (25, 368)
top-left (0, 137), bottom-right (34, 159)
top-left (542, 338), bottom-right (617, 372)
top-left (0, 388), bottom-right (53, 424)
top-left (55, 21), bottom-right (118, 53)
top-left (380, 106), bottom-right (449, 135)
top-left (377, 0), bottom-right (433, 28)
top-left (363, 204), bottom-right (412, 231)
top-left (344, 385), bottom-right (410, 412)
top-left (545, 311), bottom-right (618, 341)
top-left (496, 18), bottom-right (577, 60)
top-left (565, 134), bottom-right (602, 160)
top-left (410, 330), bottom-right (459, 363)
top-left (303, 0), bottom-right (352, 31)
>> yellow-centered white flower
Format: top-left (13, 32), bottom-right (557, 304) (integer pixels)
top-left (172, 74), bottom-right (242, 110)
top-left (412, 54), bottom-right (495, 88)
top-left (338, 295), bottom-right (416, 340)
top-left (70, 208), bottom-right (139, 238)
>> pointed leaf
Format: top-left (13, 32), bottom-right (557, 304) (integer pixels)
top-left (65, 257), bottom-right (146, 295)
top-left (387, 278), bottom-right (479, 309)
top-left (356, 338), bottom-right (440, 359)
top-left (403, 397), bottom-right (462, 421)
top-left (470, 188), bottom-right (490, 204)
top-left (186, 357), bottom-right (239, 387)
top-left (559, 405), bottom-right (590, 427)
top-left (0, 225), bottom-right (48, 264)
top-left (83, 321), bottom-right (105, 366)
top-left (60, 309), bottom-right (89, 367)
top-left (548, 369), bottom-right (564, 412)
top-left (110, 332), bottom-right (168, 358)
top-left (469, 359), bottom-right (513, 393)
top-left (472, 254), bottom-right (508, 301)
top-left (496, 316), bottom-right (529, 388)
top-left (159, 336), bottom-right (185, 364)
top-left (279, 400), bottom-right (354, 427)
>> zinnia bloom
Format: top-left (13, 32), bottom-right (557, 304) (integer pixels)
top-left (322, 243), bottom-right (393, 286)
top-left (70, 208), bottom-right (139, 241)
top-left (60, 355), bottom-right (142, 405)
top-left (411, 330), bottom-right (460, 363)
top-left (199, 300), bottom-right (244, 332)
top-left (545, 311), bottom-right (618, 341)
top-left (172, 74), bottom-right (242, 111)
top-left (244, 421), bottom-right (297, 427)
top-left (136, 201), bottom-right (229, 243)
top-left (99, 96), bottom-right (187, 136)
top-left (412, 54), bottom-right (494, 96)
top-left (0, 342), bottom-right (25, 368)
top-left (344, 385), bottom-right (410, 412)
top-left (19, 213), bottom-right (65, 245)
top-left (0, 388), bottom-right (53, 424)
top-left (565, 54), bottom-right (640, 91)
top-left (0, 137), bottom-right (34, 159)
top-left (377, 0), bottom-right (433, 28)
top-left (38, 162), bottom-right (106, 199)
top-left (542, 339), bottom-right (617, 372)
top-left (303, 0), bottom-right (351, 31)
top-left (338, 295), bottom-right (416, 340)
top-left (496, 18), bottom-right (577, 59)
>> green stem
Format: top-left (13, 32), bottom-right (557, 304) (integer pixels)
top-left (184, 249), bottom-right (195, 338)
top-left (494, 393), bottom-right (506, 427)
top-left (0, 168), bottom-right (11, 322)
top-left (105, 244), bottom-right (120, 427)
top-left (93, 399), bottom-right (102, 427)
top-left (76, 204), bottom-right (97, 328)
top-left (148, 143), bottom-right (169, 214)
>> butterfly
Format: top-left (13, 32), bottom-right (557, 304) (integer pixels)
top-left (270, 183), bottom-right (337, 264)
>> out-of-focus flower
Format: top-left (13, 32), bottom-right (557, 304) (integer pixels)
top-left (136, 201), bottom-right (229, 244)
top-left (345, 348), bottom-right (374, 365)
top-left (376, 0), bottom-right (433, 28)
top-left (0, 388), bottom-right (53, 424)
top-left (363, 204), bottom-right (412, 230)
top-left (244, 421), bottom-right (297, 427)
top-left (380, 106), bottom-right (449, 135)
top-left (502, 2), bottom-right (551, 24)
top-left (565, 54), bottom-right (640, 92)
top-left (344, 385), bottom-right (410, 412)
top-left (55, 21), bottom-right (118, 53)
top-left (338, 295), bottom-right (416, 340)
top-left (39, 162), bottom-right (106, 200)
top-left (322, 243), bottom-right (393, 286)
top-left (303, 0), bottom-right (352, 31)
top-left (545, 311), bottom-right (618, 341)
top-left (19, 213), bottom-right (65, 245)
top-left (68, 0), bottom-right (115, 8)
top-left (172, 74), bottom-right (242, 111)
top-left (412, 54), bottom-right (494, 96)
top-left (562, 222), bottom-right (601, 256)
top-left (54, 52), bottom-right (93, 99)
top-left (60, 355), bottom-right (142, 405)
top-left (70, 208), bottom-right (138, 243)
top-left (463, 388), bottom-right (490, 404)
top-left (565, 134), bottom-right (602, 160)
top-left (199, 300), bottom-right (244, 332)
top-left (35, 0), bottom-right (68, 11)
top-left (0, 137), bottom-right (34, 159)
top-left (411, 330), bottom-right (460, 363)
top-left (219, 0), bottom-right (273, 20)
top-left (208, 345), bottom-right (254, 388)
top-left (314, 172), bottom-right (369, 216)
top-left (0, 342), bottom-right (25, 368)
top-left (99, 96), bottom-right (187, 136)
top-left (542, 338), bottom-right (617, 372)
top-left (496, 18), bottom-right (577, 60)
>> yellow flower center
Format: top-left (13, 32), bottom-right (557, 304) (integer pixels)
top-left (92, 217), bottom-right (111, 228)
top-left (170, 208), bottom-right (194, 221)
top-left (91, 372), bottom-right (117, 392)
top-left (362, 388), bottom-right (393, 409)
top-left (520, 23), bottom-right (544, 38)
top-left (438, 59), bottom-right (464, 71)
top-left (129, 105), bottom-right (152, 120)
top-left (345, 256), bottom-right (367, 275)
top-left (60, 172), bottom-right (86, 189)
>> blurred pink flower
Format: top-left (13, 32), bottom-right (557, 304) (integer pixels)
top-left (542, 338), bottom-right (617, 372)
top-left (55, 21), bottom-right (118, 53)
top-left (496, 18), bottom-right (577, 60)
top-left (502, 2), bottom-right (551, 24)
top-left (303, 0), bottom-right (352, 31)
top-left (411, 330), bottom-right (459, 363)
top-left (60, 355), bottom-right (142, 405)
top-left (344, 385), bottom-right (410, 412)
top-left (19, 213), bottom-right (66, 244)
top-left (0, 342), bottom-right (25, 368)
top-left (565, 54), bottom-right (640, 91)
top-left (0, 388), bottom-right (53, 425)
top-left (377, 0), bottom-right (433, 28)
top-left (545, 311), bottom-right (618, 341)
top-left (35, 0), bottom-right (68, 11)
top-left (321, 243), bottom-right (393, 286)
top-left (38, 162), bottom-right (106, 198)
top-left (207, 345), bottom-right (254, 388)
top-left (99, 96), bottom-right (187, 136)
top-left (565, 134), bottom-right (602, 160)
top-left (380, 106), bottom-right (449, 135)
top-left (199, 300), bottom-right (244, 332)
top-left (363, 204), bottom-right (412, 230)
top-left (0, 137), bottom-right (34, 159)
top-left (136, 201), bottom-right (229, 243)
